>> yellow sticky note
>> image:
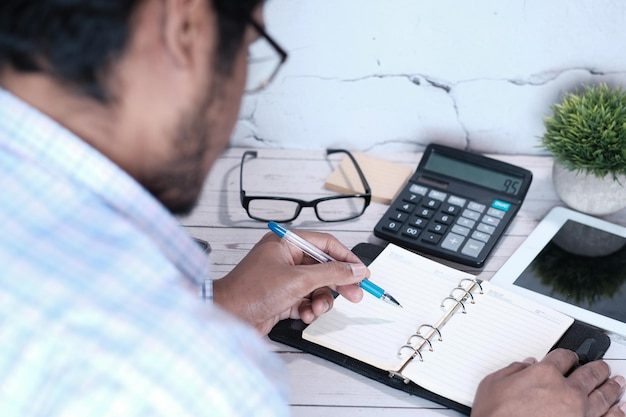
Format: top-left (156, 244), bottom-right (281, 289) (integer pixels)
top-left (325, 154), bottom-right (414, 205)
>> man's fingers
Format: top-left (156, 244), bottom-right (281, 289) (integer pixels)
top-left (300, 284), bottom-right (361, 322)
top-left (603, 400), bottom-right (626, 417)
top-left (541, 348), bottom-right (580, 375)
top-left (489, 359), bottom-right (536, 379)
top-left (293, 230), bottom-right (363, 265)
top-left (309, 287), bottom-right (334, 316)
top-left (568, 359), bottom-right (611, 394)
top-left (335, 281), bottom-right (364, 303)
top-left (297, 261), bottom-right (366, 294)
top-left (586, 376), bottom-right (626, 416)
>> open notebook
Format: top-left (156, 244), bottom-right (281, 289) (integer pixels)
top-left (269, 243), bottom-right (610, 415)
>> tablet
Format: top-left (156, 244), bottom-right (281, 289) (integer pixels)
top-left (490, 206), bottom-right (626, 336)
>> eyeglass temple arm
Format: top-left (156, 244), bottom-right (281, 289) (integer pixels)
top-left (326, 149), bottom-right (372, 195)
top-left (240, 150), bottom-right (258, 203)
top-left (246, 17), bottom-right (288, 62)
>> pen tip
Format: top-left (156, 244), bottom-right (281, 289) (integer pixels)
top-left (384, 294), bottom-right (402, 308)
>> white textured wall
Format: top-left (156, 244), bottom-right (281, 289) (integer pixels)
top-left (231, 0), bottom-right (626, 154)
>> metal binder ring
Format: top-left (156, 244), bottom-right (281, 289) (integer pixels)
top-left (418, 324), bottom-right (442, 341)
top-left (450, 287), bottom-right (475, 304)
top-left (397, 344), bottom-right (424, 361)
top-left (459, 278), bottom-right (483, 294)
top-left (389, 371), bottom-right (411, 385)
top-left (407, 334), bottom-right (433, 351)
top-left (441, 296), bottom-right (466, 313)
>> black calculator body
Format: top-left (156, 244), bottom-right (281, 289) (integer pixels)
top-left (374, 144), bottom-right (533, 268)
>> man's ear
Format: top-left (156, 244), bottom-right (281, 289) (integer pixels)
top-left (161, 0), bottom-right (210, 67)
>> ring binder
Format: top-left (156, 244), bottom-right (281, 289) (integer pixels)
top-left (450, 287), bottom-right (475, 303)
top-left (459, 278), bottom-right (483, 293)
top-left (417, 324), bottom-right (442, 341)
top-left (398, 344), bottom-right (424, 361)
top-left (407, 334), bottom-right (433, 351)
top-left (268, 243), bottom-right (612, 416)
top-left (398, 279), bottom-right (485, 365)
top-left (441, 296), bottom-right (466, 313)
top-left (394, 278), bottom-right (486, 378)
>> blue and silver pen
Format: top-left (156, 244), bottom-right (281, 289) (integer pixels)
top-left (268, 221), bottom-right (402, 308)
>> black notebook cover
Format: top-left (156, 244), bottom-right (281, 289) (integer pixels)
top-left (268, 243), bottom-right (611, 416)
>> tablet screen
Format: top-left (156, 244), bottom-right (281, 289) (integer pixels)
top-left (513, 220), bottom-right (626, 323)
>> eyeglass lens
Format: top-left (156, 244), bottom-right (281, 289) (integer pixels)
top-left (246, 36), bottom-right (282, 92)
top-left (247, 196), bottom-right (369, 222)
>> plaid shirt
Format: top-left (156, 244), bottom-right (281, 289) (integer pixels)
top-left (0, 89), bottom-right (289, 416)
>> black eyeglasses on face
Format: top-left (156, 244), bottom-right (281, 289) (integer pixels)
top-left (244, 16), bottom-right (288, 93)
top-left (239, 149), bottom-right (372, 222)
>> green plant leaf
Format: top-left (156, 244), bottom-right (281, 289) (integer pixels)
top-left (542, 83), bottom-right (626, 177)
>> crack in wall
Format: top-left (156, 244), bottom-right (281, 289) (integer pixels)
top-left (237, 67), bottom-right (626, 149)
top-left (507, 67), bottom-right (614, 86)
top-left (362, 139), bottom-right (429, 153)
top-left (416, 75), bottom-right (469, 149)
top-left (448, 88), bottom-right (471, 150)
top-left (301, 66), bottom-right (625, 88)
top-left (237, 99), bottom-right (265, 144)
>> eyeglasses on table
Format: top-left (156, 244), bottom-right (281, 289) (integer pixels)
top-left (239, 149), bottom-right (372, 222)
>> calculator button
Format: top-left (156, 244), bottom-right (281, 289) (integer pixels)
top-left (482, 215), bottom-right (501, 227)
top-left (491, 199), bottom-right (511, 212)
top-left (487, 207), bottom-right (506, 219)
top-left (416, 208), bottom-right (434, 218)
top-left (456, 217), bottom-right (476, 229)
top-left (402, 226), bottom-right (422, 239)
top-left (467, 202), bottom-right (486, 213)
top-left (428, 190), bottom-right (447, 201)
top-left (408, 216), bottom-right (428, 228)
top-left (421, 232), bottom-right (442, 245)
top-left (403, 193), bottom-right (422, 204)
top-left (461, 239), bottom-right (485, 258)
top-left (451, 224), bottom-right (471, 236)
top-left (441, 232), bottom-right (465, 252)
top-left (390, 211), bottom-right (409, 222)
top-left (442, 203), bottom-right (461, 215)
top-left (428, 223), bottom-right (448, 234)
top-left (382, 220), bottom-right (402, 232)
top-left (471, 230), bottom-right (491, 243)
top-left (476, 223), bottom-right (495, 234)
top-left (409, 184), bottom-right (428, 195)
top-left (434, 213), bottom-right (454, 224)
top-left (423, 198), bottom-right (441, 210)
top-left (396, 202), bottom-right (416, 213)
top-left (461, 209), bottom-right (481, 221)
top-left (448, 195), bottom-right (467, 207)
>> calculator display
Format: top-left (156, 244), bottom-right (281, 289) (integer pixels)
top-left (424, 152), bottom-right (524, 195)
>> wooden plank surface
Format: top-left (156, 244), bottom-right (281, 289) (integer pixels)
top-left (179, 147), bottom-right (626, 416)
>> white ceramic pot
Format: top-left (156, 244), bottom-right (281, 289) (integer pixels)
top-left (552, 161), bottom-right (626, 216)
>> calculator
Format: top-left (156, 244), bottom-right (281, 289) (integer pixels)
top-left (373, 144), bottom-right (533, 268)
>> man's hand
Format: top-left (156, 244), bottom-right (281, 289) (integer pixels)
top-left (213, 230), bottom-right (366, 335)
top-left (472, 348), bottom-right (626, 417)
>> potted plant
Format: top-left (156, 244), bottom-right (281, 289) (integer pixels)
top-left (541, 83), bottom-right (626, 215)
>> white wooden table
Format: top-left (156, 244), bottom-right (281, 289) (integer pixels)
top-left (179, 147), bottom-right (626, 417)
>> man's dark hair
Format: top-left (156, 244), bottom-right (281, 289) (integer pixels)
top-left (0, 0), bottom-right (263, 102)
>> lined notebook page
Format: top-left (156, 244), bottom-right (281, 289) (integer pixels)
top-left (303, 244), bottom-right (482, 371)
top-left (303, 244), bottom-right (573, 407)
top-left (401, 281), bottom-right (573, 407)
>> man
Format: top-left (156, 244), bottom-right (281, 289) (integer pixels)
top-left (0, 1), bottom-right (623, 416)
